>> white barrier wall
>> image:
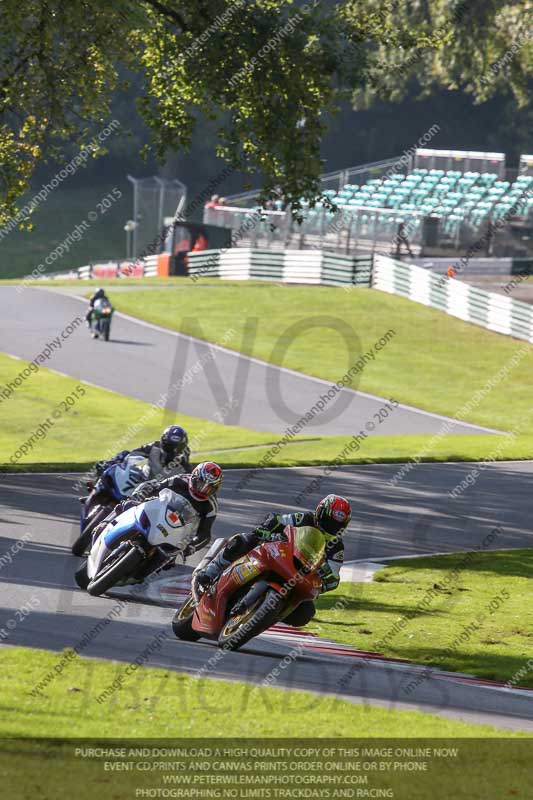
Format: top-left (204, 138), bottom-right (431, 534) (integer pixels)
top-left (372, 255), bottom-right (533, 343)
top-left (187, 249), bottom-right (373, 286)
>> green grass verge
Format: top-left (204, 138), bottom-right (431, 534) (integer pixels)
top-left (2, 645), bottom-right (524, 739)
top-left (109, 283), bottom-right (533, 438)
top-left (6, 350), bottom-right (529, 473)
top-left (4, 647), bottom-right (532, 799)
top-left (181, 432), bottom-right (533, 468)
top-left (0, 352), bottom-right (280, 468)
top-left (312, 549), bottom-right (533, 688)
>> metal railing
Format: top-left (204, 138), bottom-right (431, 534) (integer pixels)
top-left (224, 156), bottom-right (404, 207)
top-left (204, 203), bottom-right (425, 256)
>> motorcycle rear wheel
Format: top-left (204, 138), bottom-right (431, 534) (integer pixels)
top-left (171, 593), bottom-right (201, 641)
top-left (87, 547), bottom-right (145, 597)
top-left (217, 588), bottom-right (283, 651)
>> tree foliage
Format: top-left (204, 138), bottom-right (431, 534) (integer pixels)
top-left (0, 0), bottom-right (531, 225)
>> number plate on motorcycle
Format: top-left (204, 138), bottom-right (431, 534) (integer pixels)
top-left (234, 562), bottom-right (260, 583)
top-left (165, 509), bottom-right (182, 528)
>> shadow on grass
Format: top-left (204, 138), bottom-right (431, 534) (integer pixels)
top-left (394, 644), bottom-right (533, 689)
top-left (385, 549), bottom-right (533, 581)
top-left (315, 592), bottom-right (449, 622)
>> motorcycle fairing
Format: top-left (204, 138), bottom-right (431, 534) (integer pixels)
top-left (191, 529), bottom-right (323, 637)
top-left (107, 455), bottom-right (151, 498)
top-left (103, 506), bottom-right (143, 548)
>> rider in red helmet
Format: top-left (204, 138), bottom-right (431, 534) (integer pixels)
top-left (196, 494), bottom-right (351, 627)
top-left (91, 462), bottom-right (223, 584)
top-left (130, 461), bottom-right (223, 551)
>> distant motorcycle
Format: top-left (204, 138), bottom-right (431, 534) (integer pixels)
top-left (71, 454), bottom-right (151, 557)
top-left (75, 488), bottom-right (198, 596)
top-left (90, 297), bottom-right (114, 341)
top-left (172, 525), bottom-right (325, 651)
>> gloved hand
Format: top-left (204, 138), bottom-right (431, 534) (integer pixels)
top-left (131, 479), bottom-right (158, 501)
top-left (253, 526), bottom-right (271, 540)
top-left (317, 563), bottom-right (339, 593)
top-left (116, 498), bottom-right (139, 515)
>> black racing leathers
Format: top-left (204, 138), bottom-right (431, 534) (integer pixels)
top-left (218, 510), bottom-right (344, 593)
top-left (95, 441), bottom-right (192, 480)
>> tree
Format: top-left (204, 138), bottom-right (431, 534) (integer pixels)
top-left (344, 1), bottom-right (532, 110)
top-left (0, 0), bottom-right (531, 227)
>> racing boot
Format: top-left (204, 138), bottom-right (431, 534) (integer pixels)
top-left (195, 550), bottom-right (231, 591)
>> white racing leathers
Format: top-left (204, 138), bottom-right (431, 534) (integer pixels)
top-left (87, 488), bottom-right (199, 581)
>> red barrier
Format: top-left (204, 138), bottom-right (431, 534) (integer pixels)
top-left (119, 261), bottom-right (144, 277)
top-left (91, 262), bottom-right (119, 278)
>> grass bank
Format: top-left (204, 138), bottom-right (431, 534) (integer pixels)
top-left (0, 352), bottom-right (279, 468)
top-left (109, 282), bottom-right (533, 438)
top-left (2, 645), bottom-right (524, 739)
top-left (312, 549), bottom-right (533, 688)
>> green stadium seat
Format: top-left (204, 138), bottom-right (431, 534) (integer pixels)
top-left (479, 173), bottom-right (498, 186)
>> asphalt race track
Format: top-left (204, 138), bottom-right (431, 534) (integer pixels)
top-left (0, 286), bottom-right (497, 436)
top-left (1, 463), bottom-right (533, 731)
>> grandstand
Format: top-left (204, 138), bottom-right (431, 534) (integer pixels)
top-left (204, 149), bottom-right (533, 259)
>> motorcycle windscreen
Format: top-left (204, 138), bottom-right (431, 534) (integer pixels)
top-left (293, 526), bottom-right (326, 572)
top-left (144, 489), bottom-right (199, 547)
top-left (112, 455), bottom-right (150, 496)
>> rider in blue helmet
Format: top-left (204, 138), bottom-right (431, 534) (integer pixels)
top-left (93, 425), bottom-right (192, 480)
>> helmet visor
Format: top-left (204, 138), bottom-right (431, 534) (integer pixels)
top-left (318, 515), bottom-right (347, 536)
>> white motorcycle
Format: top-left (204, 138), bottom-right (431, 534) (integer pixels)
top-left (75, 488), bottom-right (198, 596)
top-left (72, 453), bottom-right (153, 557)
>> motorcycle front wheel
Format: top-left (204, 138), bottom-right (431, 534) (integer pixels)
top-left (87, 546), bottom-right (145, 597)
top-left (217, 588), bottom-right (283, 651)
top-left (75, 561), bottom-right (90, 590)
top-left (171, 593), bottom-right (201, 641)
top-left (71, 503), bottom-right (110, 556)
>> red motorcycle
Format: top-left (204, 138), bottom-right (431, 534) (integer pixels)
top-left (172, 525), bottom-right (325, 651)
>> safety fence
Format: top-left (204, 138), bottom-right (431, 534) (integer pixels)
top-left (187, 248), bottom-right (373, 286)
top-left (410, 257), bottom-right (533, 276)
top-left (44, 255), bottom-right (159, 281)
top-left (36, 246), bottom-right (533, 344)
top-left (372, 255), bottom-right (533, 343)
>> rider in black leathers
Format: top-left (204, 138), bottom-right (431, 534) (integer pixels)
top-left (85, 287), bottom-right (110, 327)
top-left (94, 425), bottom-right (192, 481)
top-left (195, 494), bottom-right (352, 627)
